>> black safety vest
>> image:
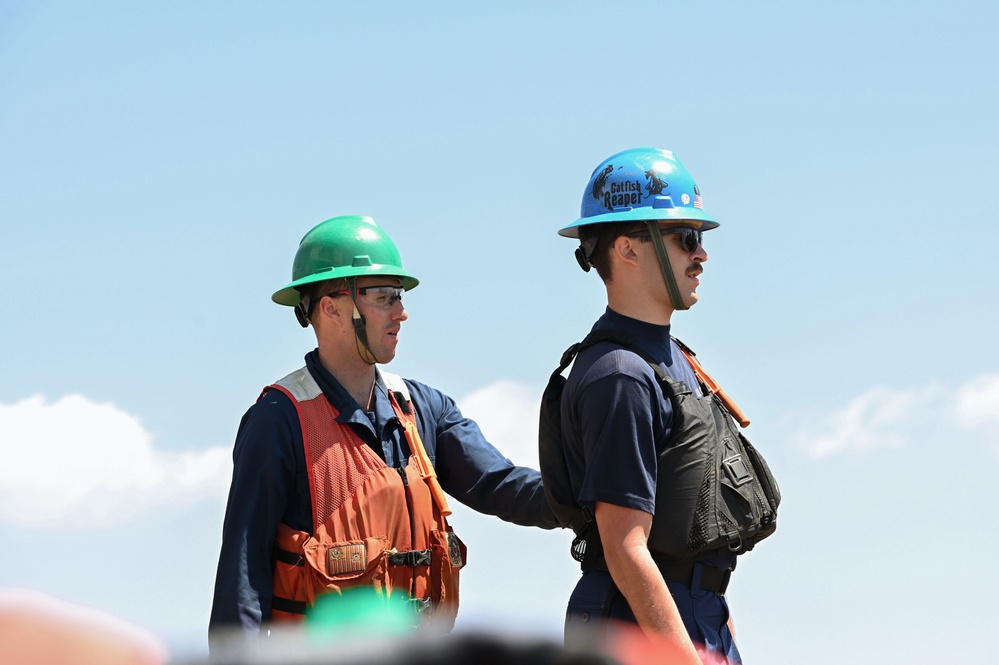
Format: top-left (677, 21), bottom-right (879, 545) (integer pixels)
top-left (539, 330), bottom-right (780, 564)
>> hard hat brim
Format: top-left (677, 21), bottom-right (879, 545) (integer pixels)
top-left (272, 267), bottom-right (420, 307)
top-left (559, 208), bottom-right (720, 238)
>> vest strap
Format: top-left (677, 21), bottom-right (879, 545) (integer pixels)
top-left (672, 337), bottom-right (751, 427)
top-left (275, 547), bottom-right (304, 567)
top-left (381, 371), bottom-right (452, 517)
top-left (388, 549), bottom-right (433, 567)
top-left (272, 595), bottom-right (307, 615)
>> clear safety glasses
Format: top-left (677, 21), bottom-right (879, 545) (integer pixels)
top-left (334, 285), bottom-right (404, 310)
top-left (626, 226), bottom-right (703, 252)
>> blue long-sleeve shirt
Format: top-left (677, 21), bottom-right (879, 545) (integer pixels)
top-left (210, 350), bottom-right (558, 641)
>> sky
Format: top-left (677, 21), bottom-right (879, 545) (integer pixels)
top-left (1, 0), bottom-right (998, 662)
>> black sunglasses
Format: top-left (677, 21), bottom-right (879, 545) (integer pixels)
top-left (626, 227), bottom-right (703, 252)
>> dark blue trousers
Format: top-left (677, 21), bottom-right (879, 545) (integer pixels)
top-left (565, 568), bottom-right (742, 664)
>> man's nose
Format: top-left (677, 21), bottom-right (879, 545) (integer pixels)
top-left (392, 301), bottom-right (408, 321)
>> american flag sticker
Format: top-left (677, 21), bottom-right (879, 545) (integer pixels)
top-left (693, 184), bottom-right (703, 209)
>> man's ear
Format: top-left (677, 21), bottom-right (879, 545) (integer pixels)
top-left (314, 295), bottom-right (347, 331)
top-left (612, 234), bottom-right (641, 267)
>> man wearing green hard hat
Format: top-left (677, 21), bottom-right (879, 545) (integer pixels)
top-left (210, 215), bottom-right (559, 647)
top-left (539, 149), bottom-right (781, 664)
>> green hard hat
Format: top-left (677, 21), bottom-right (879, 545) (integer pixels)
top-left (272, 215), bottom-right (419, 307)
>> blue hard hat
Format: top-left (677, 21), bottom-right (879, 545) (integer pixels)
top-left (559, 147), bottom-right (719, 238)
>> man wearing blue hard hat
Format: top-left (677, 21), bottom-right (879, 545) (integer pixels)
top-left (539, 148), bottom-right (781, 664)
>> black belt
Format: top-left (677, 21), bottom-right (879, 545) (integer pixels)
top-left (652, 554), bottom-right (732, 594)
top-left (585, 551), bottom-right (732, 594)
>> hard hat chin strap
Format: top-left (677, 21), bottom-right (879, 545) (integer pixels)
top-left (645, 220), bottom-right (688, 312)
top-left (347, 278), bottom-right (379, 365)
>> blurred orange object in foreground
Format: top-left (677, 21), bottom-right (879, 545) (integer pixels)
top-left (0, 588), bottom-right (167, 665)
top-left (592, 618), bottom-right (730, 665)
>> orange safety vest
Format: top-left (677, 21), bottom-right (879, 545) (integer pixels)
top-left (265, 368), bottom-right (465, 628)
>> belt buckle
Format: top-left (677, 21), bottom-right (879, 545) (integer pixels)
top-left (409, 596), bottom-right (433, 616)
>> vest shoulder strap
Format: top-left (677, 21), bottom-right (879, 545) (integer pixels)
top-left (576, 330), bottom-right (670, 382)
top-left (380, 370), bottom-right (452, 517)
top-left (380, 371), bottom-right (410, 402)
top-left (269, 367), bottom-right (322, 403)
top-left (670, 337), bottom-right (751, 427)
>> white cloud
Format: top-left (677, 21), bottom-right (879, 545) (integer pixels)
top-left (954, 374), bottom-right (999, 428)
top-left (793, 375), bottom-right (999, 459)
top-left (0, 395), bottom-right (231, 526)
top-left (457, 380), bottom-right (543, 468)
